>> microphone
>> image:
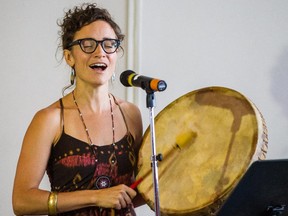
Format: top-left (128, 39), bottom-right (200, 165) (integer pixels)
top-left (120, 70), bottom-right (167, 92)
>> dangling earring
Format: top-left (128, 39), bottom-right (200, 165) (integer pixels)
top-left (70, 67), bottom-right (75, 85)
top-left (111, 72), bottom-right (116, 82)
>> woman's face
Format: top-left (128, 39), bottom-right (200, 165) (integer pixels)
top-left (64, 20), bottom-right (119, 87)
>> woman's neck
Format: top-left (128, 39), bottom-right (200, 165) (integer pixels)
top-left (72, 87), bottom-right (110, 113)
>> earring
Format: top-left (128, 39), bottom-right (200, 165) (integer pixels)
top-left (70, 68), bottom-right (75, 85)
top-left (111, 72), bottom-right (116, 82)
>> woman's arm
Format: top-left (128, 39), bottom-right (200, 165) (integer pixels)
top-left (13, 107), bottom-right (60, 214)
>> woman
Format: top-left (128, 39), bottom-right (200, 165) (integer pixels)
top-left (13, 3), bottom-right (143, 216)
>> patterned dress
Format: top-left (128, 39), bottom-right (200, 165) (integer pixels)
top-left (46, 98), bottom-right (137, 216)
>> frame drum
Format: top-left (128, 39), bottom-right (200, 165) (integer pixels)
top-left (137, 86), bottom-right (268, 216)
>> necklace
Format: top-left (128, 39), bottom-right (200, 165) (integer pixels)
top-left (72, 90), bottom-right (117, 166)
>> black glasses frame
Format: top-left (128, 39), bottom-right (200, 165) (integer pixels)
top-left (67, 38), bottom-right (121, 54)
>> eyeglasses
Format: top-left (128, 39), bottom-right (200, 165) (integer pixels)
top-left (67, 38), bottom-right (121, 54)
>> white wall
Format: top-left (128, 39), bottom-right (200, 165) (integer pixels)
top-left (1, 0), bottom-right (288, 215)
top-left (138, 0), bottom-right (288, 160)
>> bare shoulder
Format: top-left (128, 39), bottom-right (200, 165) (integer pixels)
top-left (27, 100), bottom-right (63, 144)
top-left (114, 97), bottom-right (141, 120)
top-left (114, 96), bottom-right (143, 146)
top-left (33, 100), bottom-right (61, 124)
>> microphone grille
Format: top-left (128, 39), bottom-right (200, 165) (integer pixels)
top-left (120, 70), bottom-right (135, 87)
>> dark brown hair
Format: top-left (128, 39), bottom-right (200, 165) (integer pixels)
top-left (58, 3), bottom-right (125, 51)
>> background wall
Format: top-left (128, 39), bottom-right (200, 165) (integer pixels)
top-left (1, 0), bottom-right (288, 215)
top-left (137, 0), bottom-right (288, 159)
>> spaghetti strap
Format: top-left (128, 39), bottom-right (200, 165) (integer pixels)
top-left (110, 94), bottom-right (129, 133)
top-left (59, 98), bottom-right (65, 132)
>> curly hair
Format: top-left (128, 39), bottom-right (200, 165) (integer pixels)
top-left (58, 3), bottom-right (125, 51)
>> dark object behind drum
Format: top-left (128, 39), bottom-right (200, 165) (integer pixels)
top-left (217, 159), bottom-right (288, 216)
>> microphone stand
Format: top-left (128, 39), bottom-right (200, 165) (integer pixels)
top-left (146, 91), bottom-right (162, 216)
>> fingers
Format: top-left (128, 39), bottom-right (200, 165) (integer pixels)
top-left (95, 184), bottom-right (137, 210)
top-left (113, 185), bottom-right (136, 209)
top-left (116, 192), bottom-right (129, 209)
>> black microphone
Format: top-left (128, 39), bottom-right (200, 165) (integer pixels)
top-left (120, 70), bottom-right (167, 92)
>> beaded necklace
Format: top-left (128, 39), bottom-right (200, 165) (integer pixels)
top-left (72, 90), bottom-right (117, 166)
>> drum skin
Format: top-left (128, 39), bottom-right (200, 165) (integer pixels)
top-left (137, 86), bottom-right (268, 216)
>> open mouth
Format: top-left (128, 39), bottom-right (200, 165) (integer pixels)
top-left (89, 63), bottom-right (107, 71)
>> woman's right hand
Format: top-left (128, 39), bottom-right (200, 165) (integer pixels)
top-left (93, 184), bottom-right (137, 210)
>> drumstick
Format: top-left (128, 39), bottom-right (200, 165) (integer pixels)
top-left (130, 178), bottom-right (143, 189)
top-left (119, 132), bottom-right (196, 215)
top-left (175, 130), bottom-right (197, 149)
top-left (133, 130), bottom-right (197, 189)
